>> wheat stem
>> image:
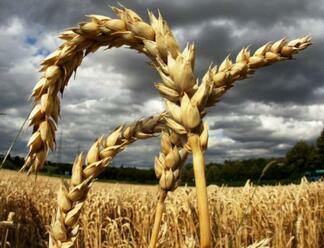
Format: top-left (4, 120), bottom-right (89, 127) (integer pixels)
top-left (149, 189), bottom-right (167, 248)
top-left (188, 133), bottom-right (211, 248)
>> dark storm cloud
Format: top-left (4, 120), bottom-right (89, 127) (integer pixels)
top-left (221, 47), bottom-right (324, 105)
top-left (1, 0), bottom-right (322, 30)
top-left (94, 48), bottom-right (160, 102)
top-left (209, 116), bottom-right (262, 130)
top-left (0, 0), bottom-right (323, 166)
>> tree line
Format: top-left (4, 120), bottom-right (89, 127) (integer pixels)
top-left (1, 128), bottom-right (324, 186)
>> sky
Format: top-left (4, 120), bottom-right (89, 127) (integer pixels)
top-left (0, 0), bottom-right (323, 168)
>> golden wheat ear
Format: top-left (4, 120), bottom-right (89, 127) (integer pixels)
top-left (201, 36), bottom-right (312, 107)
top-left (49, 114), bottom-right (165, 247)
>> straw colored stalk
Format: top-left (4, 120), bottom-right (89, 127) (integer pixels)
top-left (22, 5), bottom-right (311, 248)
top-left (149, 130), bottom-right (189, 248)
top-left (49, 114), bottom-right (165, 247)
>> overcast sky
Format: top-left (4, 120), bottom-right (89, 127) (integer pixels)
top-left (0, 0), bottom-right (323, 168)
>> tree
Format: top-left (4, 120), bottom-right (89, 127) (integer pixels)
top-left (206, 165), bottom-right (221, 184)
top-left (315, 128), bottom-right (324, 169)
top-left (285, 141), bottom-right (314, 173)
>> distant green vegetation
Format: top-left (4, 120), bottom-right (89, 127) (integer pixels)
top-left (2, 128), bottom-right (324, 186)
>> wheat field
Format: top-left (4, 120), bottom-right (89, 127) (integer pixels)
top-left (0, 170), bottom-right (322, 248)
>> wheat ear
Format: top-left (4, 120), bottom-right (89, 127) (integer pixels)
top-left (149, 129), bottom-right (189, 248)
top-left (201, 36), bottom-right (312, 107)
top-left (22, 7), bottom-right (173, 174)
top-left (49, 114), bottom-right (165, 247)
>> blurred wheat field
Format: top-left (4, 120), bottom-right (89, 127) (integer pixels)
top-left (0, 170), bottom-right (323, 248)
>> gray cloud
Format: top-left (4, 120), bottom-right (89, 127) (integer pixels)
top-left (2, 0), bottom-right (322, 30)
top-left (0, 0), bottom-right (324, 168)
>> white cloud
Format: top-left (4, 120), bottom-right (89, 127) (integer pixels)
top-left (228, 148), bottom-right (269, 158)
top-left (209, 129), bottom-right (236, 148)
top-left (0, 17), bottom-right (24, 35)
top-left (276, 143), bottom-right (291, 150)
top-left (259, 115), bottom-right (322, 141)
top-left (36, 31), bottom-right (61, 52)
top-left (241, 101), bottom-right (324, 122)
top-left (141, 98), bottom-right (164, 115)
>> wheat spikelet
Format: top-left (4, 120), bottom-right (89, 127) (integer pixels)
top-left (21, 4), bottom-right (312, 248)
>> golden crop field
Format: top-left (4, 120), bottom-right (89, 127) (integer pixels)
top-left (0, 169), bottom-right (323, 248)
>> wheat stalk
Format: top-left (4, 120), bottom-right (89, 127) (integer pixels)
top-left (247, 238), bottom-right (271, 248)
top-left (21, 5), bottom-right (311, 248)
top-left (0, 212), bottom-right (15, 248)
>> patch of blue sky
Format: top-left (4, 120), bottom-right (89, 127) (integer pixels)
top-left (24, 33), bottom-right (52, 58)
top-left (35, 47), bottom-right (51, 57)
top-left (24, 35), bottom-right (37, 45)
